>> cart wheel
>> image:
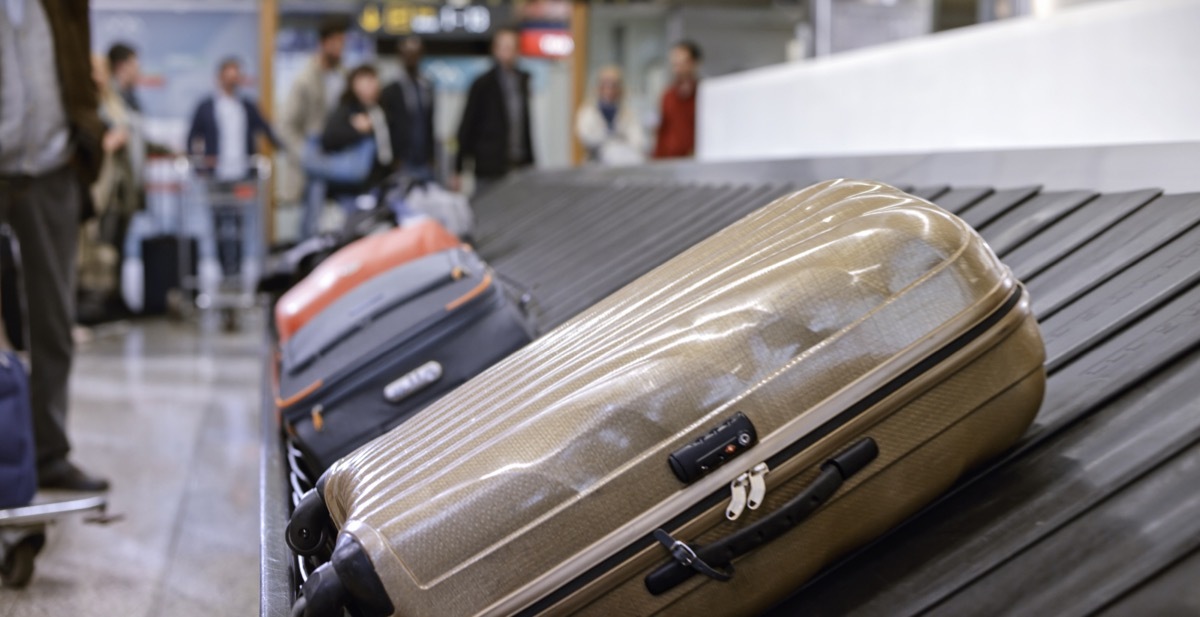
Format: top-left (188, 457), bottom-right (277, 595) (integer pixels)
top-left (1, 532), bottom-right (45, 589)
top-left (221, 308), bottom-right (241, 333)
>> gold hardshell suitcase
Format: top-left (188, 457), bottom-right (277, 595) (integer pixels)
top-left (287, 179), bottom-right (1046, 617)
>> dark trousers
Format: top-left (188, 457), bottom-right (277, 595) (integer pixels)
top-left (473, 174), bottom-right (505, 200)
top-left (0, 165), bottom-right (81, 466)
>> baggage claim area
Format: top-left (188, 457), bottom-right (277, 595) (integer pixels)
top-left (3, 1), bottom-right (1200, 616)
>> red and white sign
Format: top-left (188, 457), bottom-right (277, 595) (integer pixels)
top-left (520, 29), bottom-right (574, 58)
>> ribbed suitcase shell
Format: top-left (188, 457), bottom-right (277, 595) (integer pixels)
top-left (314, 180), bottom-right (1045, 616)
top-left (274, 219), bottom-right (461, 342)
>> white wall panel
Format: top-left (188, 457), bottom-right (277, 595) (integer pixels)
top-left (697, 0), bottom-right (1200, 161)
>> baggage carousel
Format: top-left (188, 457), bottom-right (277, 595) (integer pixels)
top-left (261, 142), bottom-right (1200, 616)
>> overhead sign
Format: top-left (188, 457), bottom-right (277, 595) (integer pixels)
top-left (516, 0), bottom-right (572, 58)
top-left (520, 29), bottom-right (574, 58)
top-left (359, 3), bottom-right (505, 38)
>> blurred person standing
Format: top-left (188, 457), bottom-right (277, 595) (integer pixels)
top-left (0, 0), bottom-right (110, 491)
top-left (186, 57), bottom-right (281, 299)
top-left (321, 65), bottom-right (395, 198)
top-left (282, 16), bottom-right (347, 238)
top-left (654, 41), bottom-right (702, 159)
top-left (186, 57), bottom-right (282, 180)
top-left (381, 35), bottom-right (436, 181)
top-left (103, 43), bottom-right (170, 208)
top-left (453, 27), bottom-right (534, 198)
top-left (102, 44), bottom-right (146, 197)
top-left (91, 54), bottom-right (136, 222)
top-left (79, 54), bottom-right (136, 319)
top-left (575, 66), bottom-right (645, 166)
top-left (107, 42), bottom-right (142, 114)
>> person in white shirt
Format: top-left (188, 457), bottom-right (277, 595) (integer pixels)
top-left (185, 58), bottom-right (281, 294)
top-left (575, 66), bottom-right (646, 166)
top-left (186, 57), bottom-right (281, 180)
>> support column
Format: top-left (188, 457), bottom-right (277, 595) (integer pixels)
top-left (259, 0), bottom-right (279, 243)
top-left (570, 1), bottom-right (590, 166)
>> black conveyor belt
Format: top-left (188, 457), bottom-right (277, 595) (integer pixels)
top-left (1005, 189), bottom-right (1159, 281)
top-left (930, 186), bottom-right (993, 214)
top-left (957, 185), bottom-right (1039, 228)
top-left (260, 143), bottom-right (1200, 616)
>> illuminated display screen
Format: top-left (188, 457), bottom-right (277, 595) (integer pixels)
top-left (520, 29), bottom-right (574, 58)
top-left (358, 3), bottom-right (508, 38)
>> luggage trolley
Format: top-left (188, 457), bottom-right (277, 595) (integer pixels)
top-left (0, 496), bottom-right (109, 588)
top-left (183, 155), bottom-right (272, 331)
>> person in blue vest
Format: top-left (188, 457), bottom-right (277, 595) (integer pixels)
top-left (186, 57), bottom-right (282, 180)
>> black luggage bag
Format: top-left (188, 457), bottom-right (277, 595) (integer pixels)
top-left (141, 235), bottom-right (197, 315)
top-left (276, 247), bottom-right (535, 474)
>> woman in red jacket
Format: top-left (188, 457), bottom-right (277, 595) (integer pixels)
top-left (654, 40), bottom-right (702, 159)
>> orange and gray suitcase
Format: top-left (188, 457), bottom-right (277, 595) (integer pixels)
top-left (277, 247), bottom-right (535, 475)
top-left (285, 179), bottom-right (1046, 617)
top-left (274, 219), bottom-right (462, 343)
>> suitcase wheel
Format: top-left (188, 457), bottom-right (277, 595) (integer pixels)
top-left (1, 530), bottom-right (45, 589)
top-left (289, 595), bottom-right (308, 617)
top-left (287, 489), bottom-right (333, 559)
top-left (293, 562), bottom-right (346, 617)
top-left (292, 534), bottom-right (396, 617)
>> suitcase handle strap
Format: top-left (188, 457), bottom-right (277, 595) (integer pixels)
top-left (645, 438), bottom-right (878, 596)
top-left (651, 529), bottom-right (734, 583)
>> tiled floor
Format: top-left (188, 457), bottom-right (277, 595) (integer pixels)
top-left (1, 313), bottom-right (264, 616)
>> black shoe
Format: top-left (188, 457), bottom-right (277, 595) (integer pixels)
top-left (37, 459), bottom-right (110, 492)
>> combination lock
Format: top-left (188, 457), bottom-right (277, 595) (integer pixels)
top-left (668, 412), bottom-right (758, 484)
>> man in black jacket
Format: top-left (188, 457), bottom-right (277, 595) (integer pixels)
top-left (453, 27), bottom-right (534, 197)
top-left (381, 36), bottom-right (436, 182)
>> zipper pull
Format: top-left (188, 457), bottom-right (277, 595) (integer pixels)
top-left (725, 472), bottom-right (750, 520)
top-left (747, 463), bottom-right (769, 510)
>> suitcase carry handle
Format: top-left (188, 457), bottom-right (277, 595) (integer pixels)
top-left (645, 437), bottom-right (878, 595)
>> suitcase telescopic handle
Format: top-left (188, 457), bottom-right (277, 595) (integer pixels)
top-left (645, 437), bottom-right (878, 596)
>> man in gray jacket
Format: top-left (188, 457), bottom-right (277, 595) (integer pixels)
top-left (281, 17), bottom-right (347, 238)
top-left (1, 0), bottom-right (109, 491)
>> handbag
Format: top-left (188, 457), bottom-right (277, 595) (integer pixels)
top-left (302, 136), bottom-right (375, 184)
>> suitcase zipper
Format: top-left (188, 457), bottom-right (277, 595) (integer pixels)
top-left (747, 463), bottom-right (769, 510)
top-left (725, 463), bottom-right (769, 521)
top-left (724, 474), bottom-right (748, 521)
